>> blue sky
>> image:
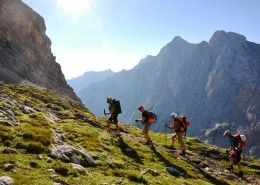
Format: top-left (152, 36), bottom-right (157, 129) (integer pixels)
top-left (22, 0), bottom-right (260, 79)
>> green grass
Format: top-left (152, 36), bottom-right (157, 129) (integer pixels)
top-left (0, 84), bottom-right (259, 185)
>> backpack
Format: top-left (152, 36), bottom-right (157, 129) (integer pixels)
top-left (112, 99), bottom-right (122, 114)
top-left (179, 115), bottom-right (191, 135)
top-left (233, 134), bottom-right (246, 148)
top-left (147, 111), bottom-right (157, 124)
top-left (176, 118), bottom-right (185, 132)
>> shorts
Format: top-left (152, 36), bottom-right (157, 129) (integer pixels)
top-left (230, 149), bottom-right (242, 163)
top-left (108, 114), bottom-right (118, 124)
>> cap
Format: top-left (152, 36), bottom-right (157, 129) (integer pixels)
top-left (138, 105), bottom-right (144, 110)
top-left (223, 130), bottom-right (231, 136)
top-left (171, 113), bottom-right (178, 118)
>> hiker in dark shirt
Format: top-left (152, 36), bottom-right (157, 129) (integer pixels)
top-left (135, 105), bottom-right (152, 145)
top-left (165, 113), bottom-right (186, 155)
top-left (223, 130), bottom-right (244, 177)
top-left (105, 97), bottom-right (120, 136)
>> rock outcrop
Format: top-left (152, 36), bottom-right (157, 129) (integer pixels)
top-left (0, 0), bottom-right (80, 102)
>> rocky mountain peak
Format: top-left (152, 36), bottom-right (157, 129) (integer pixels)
top-left (0, 0), bottom-right (80, 102)
top-left (168, 36), bottom-right (191, 48)
top-left (209, 30), bottom-right (247, 48)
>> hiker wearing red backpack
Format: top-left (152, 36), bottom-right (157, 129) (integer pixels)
top-left (165, 113), bottom-right (186, 156)
top-left (223, 130), bottom-right (246, 177)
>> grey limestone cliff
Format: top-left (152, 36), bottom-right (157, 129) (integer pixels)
top-left (0, 0), bottom-right (80, 102)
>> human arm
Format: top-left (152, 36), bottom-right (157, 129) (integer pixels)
top-left (226, 137), bottom-right (236, 154)
top-left (135, 117), bottom-right (145, 123)
top-left (165, 122), bottom-right (174, 129)
top-left (105, 103), bottom-right (115, 115)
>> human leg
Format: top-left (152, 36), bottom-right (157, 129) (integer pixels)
top-left (143, 123), bottom-right (151, 143)
top-left (112, 114), bottom-right (120, 135)
top-left (171, 133), bottom-right (177, 146)
top-left (107, 116), bottom-right (112, 131)
top-left (228, 153), bottom-right (235, 173)
top-left (176, 132), bottom-right (185, 154)
top-left (236, 151), bottom-right (243, 176)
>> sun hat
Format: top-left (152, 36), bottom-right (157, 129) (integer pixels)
top-left (223, 130), bottom-right (231, 136)
top-left (171, 113), bottom-right (178, 118)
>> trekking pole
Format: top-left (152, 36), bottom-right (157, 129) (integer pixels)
top-left (135, 120), bottom-right (141, 129)
top-left (104, 109), bottom-right (107, 120)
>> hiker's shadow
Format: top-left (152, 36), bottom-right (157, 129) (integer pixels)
top-left (117, 137), bottom-right (143, 164)
top-left (149, 145), bottom-right (187, 176)
top-left (151, 145), bottom-right (230, 184)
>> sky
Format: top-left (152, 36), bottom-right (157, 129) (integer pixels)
top-left (22, 0), bottom-right (260, 80)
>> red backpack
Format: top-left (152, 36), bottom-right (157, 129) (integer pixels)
top-left (233, 134), bottom-right (246, 148)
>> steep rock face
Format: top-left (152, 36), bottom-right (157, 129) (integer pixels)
top-left (79, 31), bottom-right (260, 157)
top-left (0, 0), bottom-right (80, 102)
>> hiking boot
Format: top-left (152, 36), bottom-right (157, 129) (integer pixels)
top-left (144, 140), bottom-right (152, 145)
top-left (226, 167), bottom-right (233, 173)
top-left (238, 171), bottom-right (243, 177)
top-left (169, 145), bottom-right (177, 150)
top-left (179, 150), bottom-right (186, 156)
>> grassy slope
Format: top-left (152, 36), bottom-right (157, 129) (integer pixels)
top-left (0, 84), bottom-right (259, 185)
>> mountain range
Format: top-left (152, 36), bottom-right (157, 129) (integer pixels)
top-left (67, 70), bottom-right (114, 94)
top-left (75, 31), bottom-right (260, 158)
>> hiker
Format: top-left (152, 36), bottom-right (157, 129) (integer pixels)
top-left (105, 97), bottom-right (120, 136)
top-left (135, 105), bottom-right (152, 145)
top-left (165, 113), bottom-right (186, 155)
top-left (223, 130), bottom-right (244, 177)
